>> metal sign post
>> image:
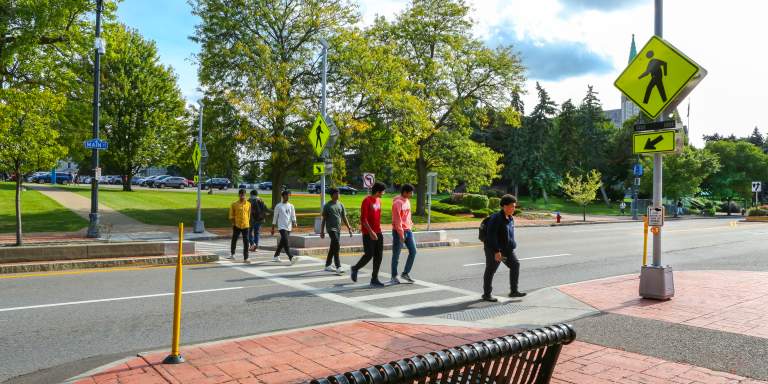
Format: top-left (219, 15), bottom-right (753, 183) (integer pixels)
top-left (426, 172), bottom-right (437, 231)
top-left (194, 102), bottom-right (205, 233)
top-left (86, 0), bottom-right (105, 238)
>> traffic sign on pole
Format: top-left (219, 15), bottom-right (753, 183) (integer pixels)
top-left (753, 181), bottom-right (762, 193)
top-left (312, 162), bottom-right (325, 175)
top-left (362, 173), bottom-right (375, 189)
top-left (308, 114), bottom-right (331, 157)
top-left (632, 129), bottom-right (678, 155)
top-left (615, 36), bottom-right (706, 119)
top-left (84, 138), bottom-right (108, 150)
top-left (192, 145), bottom-right (201, 170)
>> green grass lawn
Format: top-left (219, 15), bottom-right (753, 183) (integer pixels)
top-left (517, 196), bottom-right (622, 216)
top-left (64, 186), bottom-right (465, 228)
top-left (0, 182), bottom-right (88, 233)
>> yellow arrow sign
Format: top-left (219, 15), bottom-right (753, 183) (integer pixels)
top-left (632, 130), bottom-right (677, 154)
top-left (312, 162), bottom-right (324, 175)
top-left (615, 36), bottom-right (705, 119)
top-left (192, 145), bottom-right (201, 170)
top-left (308, 114), bottom-right (331, 157)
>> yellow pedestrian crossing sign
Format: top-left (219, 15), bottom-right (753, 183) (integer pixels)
top-left (632, 129), bottom-right (677, 155)
top-left (312, 162), bottom-right (324, 175)
top-left (308, 114), bottom-right (331, 157)
top-left (615, 36), bottom-right (706, 119)
top-left (192, 145), bottom-right (201, 170)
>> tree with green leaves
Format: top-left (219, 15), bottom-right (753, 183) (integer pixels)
top-left (191, 0), bottom-right (359, 207)
top-left (372, 0), bottom-right (525, 214)
top-left (747, 126), bottom-right (764, 148)
top-left (0, 89), bottom-right (67, 245)
top-left (560, 169), bottom-right (602, 221)
top-left (703, 140), bottom-right (768, 214)
top-left (97, 23), bottom-right (187, 191)
top-left (639, 146), bottom-right (720, 216)
top-left (554, 99), bottom-right (580, 173)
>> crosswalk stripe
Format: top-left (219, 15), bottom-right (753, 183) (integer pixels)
top-left (351, 287), bottom-right (443, 302)
top-left (390, 295), bottom-right (480, 312)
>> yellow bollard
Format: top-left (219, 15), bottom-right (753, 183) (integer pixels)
top-left (163, 222), bottom-right (185, 364)
top-left (642, 216), bottom-right (649, 266)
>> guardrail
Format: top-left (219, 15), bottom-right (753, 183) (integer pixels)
top-left (309, 323), bottom-right (576, 384)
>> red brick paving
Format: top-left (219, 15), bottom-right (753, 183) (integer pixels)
top-left (558, 271), bottom-right (768, 339)
top-left (73, 320), bottom-right (765, 384)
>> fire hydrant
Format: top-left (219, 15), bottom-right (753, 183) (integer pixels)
top-left (556, 211), bottom-right (562, 223)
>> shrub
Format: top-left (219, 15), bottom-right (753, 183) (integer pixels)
top-left (718, 201), bottom-right (741, 213)
top-left (471, 208), bottom-right (495, 218)
top-left (346, 210), bottom-right (361, 229)
top-left (439, 197), bottom-right (453, 204)
top-left (488, 197), bottom-right (501, 209)
top-left (484, 189), bottom-right (505, 198)
top-left (431, 201), bottom-right (471, 214)
top-left (450, 193), bottom-right (465, 204)
top-left (748, 208), bottom-right (768, 216)
top-left (461, 194), bottom-right (489, 210)
top-left (704, 207), bottom-right (716, 216)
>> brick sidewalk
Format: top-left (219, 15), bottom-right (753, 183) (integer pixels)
top-left (559, 271), bottom-right (768, 339)
top-left (71, 320), bottom-right (765, 384)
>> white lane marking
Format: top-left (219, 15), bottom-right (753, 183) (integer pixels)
top-left (390, 295), bottom-right (480, 312)
top-left (352, 287), bottom-right (443, 302)
top-left (294, 273), bottom-right (370, 284)
top-left (413, 279), bottom-right (507, 302)
top-left (0, 286), bottom-right (244, 313)
top-left (225, 262), bottom-right (406, 318)
top-left (463, 253), bottom-right (572, 266)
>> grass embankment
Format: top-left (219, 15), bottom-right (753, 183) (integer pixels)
top-left (0, 182), bottom-right (88, 233)
top-left (516, 196), bottom-right (622, 216)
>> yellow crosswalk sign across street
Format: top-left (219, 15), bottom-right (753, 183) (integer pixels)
top-left (308, 114), bottom-right (331, 157)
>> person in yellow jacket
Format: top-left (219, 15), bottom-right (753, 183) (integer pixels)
top-left (228, 189), bottom-right (251, 262)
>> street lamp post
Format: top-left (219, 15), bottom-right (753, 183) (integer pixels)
top-left (194, 102), bottom-right (205, 233)
top-left (87, 0), bottom-right (105, 238)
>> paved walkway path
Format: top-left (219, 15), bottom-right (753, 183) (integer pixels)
top-left (69, 320), bottom-right (764, 384)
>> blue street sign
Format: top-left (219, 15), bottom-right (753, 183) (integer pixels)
top-left (633, 164), bottom-right (643, 177)
top-left (84, 138), bottom-right (108, 150)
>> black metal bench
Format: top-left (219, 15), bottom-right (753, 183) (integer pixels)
top-left (309, 323), bottom-right (575, 384)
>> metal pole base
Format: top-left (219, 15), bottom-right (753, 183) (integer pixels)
top-left (313, 216), bottom-right (323, 234)
top-left (639, 265), bottom-right (674, 300)
top-left (86, 213), bottom-right (100, 238)
top-left (193, 220), bottom-right (205, 234)
top-left (162, 354), bottom-right (185, 364)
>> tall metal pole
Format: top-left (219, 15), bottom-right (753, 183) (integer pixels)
top-left (320, 41), bottom-right (328, 212)
top-left (86, 0), bottom-right (104, 238)
top-left (194, 103), bottom-right (205, 233)
top-left (651, 0), bottom-right (663, 267)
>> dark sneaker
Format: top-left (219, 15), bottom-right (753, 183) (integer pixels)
top-left (481, 295), bottom-right (498, 302)
top-left (509, 291), bottom-right (527, 298)
top-left (370, 280), bottom-right (385, 288)
top-left (389, 277), bottom-right (401, 285)
top-left (351, 266), bottom-right (359, 282)
top-left (400, 273), bottom-right (414, 284)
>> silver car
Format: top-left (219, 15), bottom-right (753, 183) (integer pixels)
top-left (158, 176), bottom-right (188, 189)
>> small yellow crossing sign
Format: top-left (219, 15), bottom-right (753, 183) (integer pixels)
top-left (615, 36), bottom-right (706, 119)
top-left (312, 162), bottom-right (325, 175)
top-left (308, 114), bottom-right (331, 157)
top-left (632, 129), bottom-right (677, 155)
top-left (192, 145), bottom-right (201, 170)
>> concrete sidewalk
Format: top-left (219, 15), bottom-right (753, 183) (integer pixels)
top-left (70, 270), bottom-right (768, 383)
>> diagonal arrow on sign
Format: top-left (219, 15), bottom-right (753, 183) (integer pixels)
top-left (644, 135), bottom-right (665, 150)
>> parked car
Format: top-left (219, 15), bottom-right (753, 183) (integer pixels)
top-left (77, 175), bottom-right (92, 184)
top-left (339, 185), bottom-right (358, 195)
top-left (202, 178), bottom-right (231, 190)
top-left (37, 172), bottom-right (74, 184)
top-left (140, 175), bottom-right (159, 187)
top-left (186, 178), bottom-right (196, 187)
top-left (238, 182), bottom-right (258, 189)
top-left (158, 176), bottom-right (188, 189)
top-left (146, 175), bottom-right (172, 188)
top-left (27, 172), bottom-right (49, 183)
top-left (307, 181), bottom-right (321, 194)
top-left (258, 181), bottom-right (287, 191)
top-left (130, 176), bottom-right (145, 185)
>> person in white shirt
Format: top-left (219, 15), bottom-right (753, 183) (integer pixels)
top-left (271, 190), bottom-right (297, 264)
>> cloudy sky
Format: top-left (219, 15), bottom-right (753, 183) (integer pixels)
top-left (117, 0), bottom-right (765, 147)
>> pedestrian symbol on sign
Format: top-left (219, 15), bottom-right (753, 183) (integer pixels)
top-left (753, 182), bottom-right (762, 193)
top-left (639, 50), bottom-right (668, 104)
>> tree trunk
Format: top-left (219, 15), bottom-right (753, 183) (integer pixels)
top-left (271, 169), bottom-right (286, 210)
top-left (415, 148), bottom-right (427, 216)
top-left (14, 169), bottom-right (23, 246)
top-left (122, 170), bottom-right (132, 192)
top-left (514, 184), bottom-right (519, 197)
top-left (542, 188), bottom-right (549, 205)
top-left (583, 204), bottom-right (586, 222)
top-left (600, 184), bottom-right (610, 207)
top-left (727, 197), bottom-right (732, 216)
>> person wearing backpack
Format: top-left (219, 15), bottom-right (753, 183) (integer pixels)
top-left (480, 194), bottom-right (526, 302)
top-left (248, 190), bottom-right (269, 252)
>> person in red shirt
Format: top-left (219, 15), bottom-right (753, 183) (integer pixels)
top-left (350, 181), bottom-right (386, 287)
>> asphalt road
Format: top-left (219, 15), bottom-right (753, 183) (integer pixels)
top-left (1, 217), bottom-right (766, 383)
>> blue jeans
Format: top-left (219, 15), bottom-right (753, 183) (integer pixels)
top-left (248, 223), bottom-right (261, 247)
top-left (391, 230), bottom-right (417, 278)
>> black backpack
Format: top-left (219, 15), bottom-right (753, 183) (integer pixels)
top-left (251, 198), bottom-right (267, 221)
top-left (478, 213), bottom-right (496, 242)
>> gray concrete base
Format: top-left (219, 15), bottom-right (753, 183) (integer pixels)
top-left (0, 241), bottom-right (196, 264)
top-left (639, 265), bottom-right (675, 300)
top-left (0, 254), bottom-right (218, 274)
top-left (263, 239), bottom-right (460, 256)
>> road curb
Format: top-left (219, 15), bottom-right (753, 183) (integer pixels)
top-left (0, 254), bottom-right (219, 274)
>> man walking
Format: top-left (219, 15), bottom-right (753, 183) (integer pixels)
top-left (390, 184), bottom-right (416, 284)
top-left (350, 182), bottom-right (386, 287)
top-left (481, 194), bottom-right (526, 302)
top-left (228, 189), bottom-right (251, 263)
top-left (271, 190), bottom-right (297, 265)
top-left (248, 190), bottom-right (268, 251)
top-left (320, 188), bottom-right (354, 274)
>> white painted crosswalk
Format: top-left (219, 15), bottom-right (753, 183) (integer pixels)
top-left (195, 240), bottom-right (500, 318)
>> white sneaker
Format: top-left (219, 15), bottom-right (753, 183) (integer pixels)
top-left (336, 266), bottom-right (345, 274)
top-left (290, 257), bottom-right (297, 265)
top-left (226, 254), bottom-right (235, 260)
top-left (324, 266), bottom-right (336, 273)
top-left (272, 256), bottom-right (282, 263)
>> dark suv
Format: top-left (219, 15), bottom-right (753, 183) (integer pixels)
top-left (37, 172), bottom-right (73, 184)
top-left (203, 178), bottom-right (231, 190)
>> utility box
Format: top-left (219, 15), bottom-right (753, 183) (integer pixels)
top-left (639, 265), bottom-right (675, 300)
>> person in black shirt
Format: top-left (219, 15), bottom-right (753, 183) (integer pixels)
top-left (482, 194), bottom-right (526, 302)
